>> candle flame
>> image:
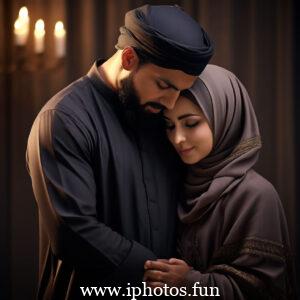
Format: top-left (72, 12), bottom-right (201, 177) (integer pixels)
top-left (34, 19), bottom-right (45, 38)
top-left (14, 18), bottom-right (28, 34)
top-left (19, 6), bottom-right (29, 20)
top-left (55, 21), bottom-right (64, 32)
top-left (54, 21), bottom-right (66, 37)
top-left (35, 19), bottom-right (45, 31)
top-left (14, 19), bottom-right (22, 30)
top-left (14, 6), bottom-right (30, 45)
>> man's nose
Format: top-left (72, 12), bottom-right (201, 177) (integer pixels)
top-left (160, 90), bottom-right (180, 110)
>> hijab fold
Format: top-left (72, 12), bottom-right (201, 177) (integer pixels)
top-left (179, 65), bottom-right (262, 223)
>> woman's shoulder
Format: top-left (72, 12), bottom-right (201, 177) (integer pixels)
top-left (233, 169), bottom-right (280, 202)
top-left (221, 169), bottom-right (289, 244)
top-left (222, 169), bottom-right (283, 217)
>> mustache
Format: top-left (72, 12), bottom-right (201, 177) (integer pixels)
top-left (142, 102), bottom-right (166, 112)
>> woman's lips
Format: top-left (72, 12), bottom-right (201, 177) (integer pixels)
top-left (178, 147), bottom-right (195, 155)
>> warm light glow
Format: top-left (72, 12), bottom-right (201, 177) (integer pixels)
top-left (54, 21), bottom-right (66, 57)
top-left (54, 21), bottom-right (66, 37)
top-left (34, 19), bottom-right (45, 37)
top-left (34, 19), bottom-right (45, 53)
top-left (19, 6), bottom-right (29, 20)
top-left (14, 7), bottom-right (30, 46)
top-left (14, 19), bottom-right (23, 31)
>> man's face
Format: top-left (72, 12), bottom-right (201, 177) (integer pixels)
top-left (119, 63), bottom-right (196, 114)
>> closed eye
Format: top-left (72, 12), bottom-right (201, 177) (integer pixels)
top-left (156, 80), bottom-right (170, 90)
top-left (164, 121), bottom-right (175, 130)
top-left (185, 121), bottom-right (200, 128)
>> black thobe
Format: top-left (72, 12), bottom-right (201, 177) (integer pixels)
top-left (26, 60), bottom-right (179, 299)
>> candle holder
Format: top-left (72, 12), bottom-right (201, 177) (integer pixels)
top-left (4, 7), bottom-right (67, 75)
top-left (2, 45), bottom-right (65, 75)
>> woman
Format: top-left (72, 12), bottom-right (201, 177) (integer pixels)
top-left (143, 65), bottom-right (295, 299)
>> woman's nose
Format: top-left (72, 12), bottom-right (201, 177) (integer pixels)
top-left (173, 130), bottom-right (186, 145)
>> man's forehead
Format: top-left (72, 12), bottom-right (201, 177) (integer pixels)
top-left (159, 76), bottom-right (195, 91)
top-left (151, 65), bottom-right (197, 89)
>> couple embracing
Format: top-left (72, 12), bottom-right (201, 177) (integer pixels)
top-left (27, 4), bottom-right (295, 299)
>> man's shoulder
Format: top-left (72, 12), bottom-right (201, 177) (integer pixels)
top-left (31, 75), bottom-right (102, 146)
top-left (36, 73), bottom-right (113, 132)
top-left (40, 75), bottom-right (91, 114)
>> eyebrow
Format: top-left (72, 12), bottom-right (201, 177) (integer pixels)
top-left (164, 114), bottom-right (201, 121)
top-left (158, 77), bottom-right (180, 91)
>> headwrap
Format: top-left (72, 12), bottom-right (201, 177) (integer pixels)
top-left (179, 65), bottom-right (262, 223)
top-left (116, 5), bottom-right (214, 75)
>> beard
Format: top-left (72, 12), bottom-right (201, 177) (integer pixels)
top-left (118, 73), bottom-right (166, 116)
top-left (118, 74), bottom-right (165, 130)
top-left (118, 72), bottom-right (141, 112)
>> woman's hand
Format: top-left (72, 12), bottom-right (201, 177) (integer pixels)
top-left (143, 258), bottom-right (192, 288)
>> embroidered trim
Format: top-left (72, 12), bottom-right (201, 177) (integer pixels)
top-left (223, 136), bottom-right (262, 164)
top-left (212, 236), bottom-right (287, 264)
top-left (207, 264), bottom-right (277, 299)
top-left (209, 237), bottom-right (295, 299)
top-left (208, 264), bottom-right (264, 288)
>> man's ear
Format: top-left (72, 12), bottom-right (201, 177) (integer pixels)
top-left (121, 47), bottom-right (139, 71)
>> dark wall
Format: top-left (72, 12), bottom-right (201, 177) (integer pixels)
top-left (294, 0), bottom-right (300, 296)
top-left (0, 0), bottom-right (299, 299)
top-left (0, 1), bottom-right (12, 299)
top-left (1, 1), bottom-right (67, 299)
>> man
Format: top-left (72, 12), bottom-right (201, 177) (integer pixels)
top-left (26, 4), bottom-right (213, 299)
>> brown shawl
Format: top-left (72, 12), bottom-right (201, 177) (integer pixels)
top-left (179, 64), bottom-right (262, 223)
top-left (177, 65), bottom-right (296, 299)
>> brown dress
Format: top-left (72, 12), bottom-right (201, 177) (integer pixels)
top-left (177, 65), bottom-right (296, 299)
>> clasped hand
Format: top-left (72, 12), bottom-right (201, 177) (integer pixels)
top-left (143, 258), bottom-right (191, 288)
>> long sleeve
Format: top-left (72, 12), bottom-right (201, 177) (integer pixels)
top-left (183, 246), bottom-right (287, 300)
top-left (183, 269), bottom-right (244, 299)
top-left (26, 109), bottom-right (156, 283)
top-left (178, 171), bottom-right (296, 299)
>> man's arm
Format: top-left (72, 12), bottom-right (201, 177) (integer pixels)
top-left (26, 109), bottom-right (156, 282)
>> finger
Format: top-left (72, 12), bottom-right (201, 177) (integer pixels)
top-left (144, 260), bottom-right (155, 269)
top-left (168, 258), bottom-right (186, 265)
top-left (145, 281), bottom-right (165, 289)
top-left (144, 270), bottom-right (166, 282)
top-left (145, 260), bottom-right (170, 272)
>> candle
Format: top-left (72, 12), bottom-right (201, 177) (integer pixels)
top-left (14, 6), bottom-right (30, 46)
top-left (34, 19), bottom-right (45, 53)
top-left (19, 6), bottom-right (29, 20)
top-left (54, 21), bottom-right (66, 58)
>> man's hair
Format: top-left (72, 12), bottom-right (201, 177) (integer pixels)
top-left (134, 47), bottom-right (151, 67)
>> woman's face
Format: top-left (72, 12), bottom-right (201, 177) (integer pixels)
top-left (164, 95), bottom-right (213, 165)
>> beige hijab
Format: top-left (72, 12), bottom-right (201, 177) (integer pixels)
top-left (179, 65), bottom-right (262, 223)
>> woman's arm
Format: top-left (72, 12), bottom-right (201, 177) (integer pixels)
top-left (144, 258), bottom-right (246, 299)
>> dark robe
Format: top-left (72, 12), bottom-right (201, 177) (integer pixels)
top-left (26, 60), bottom-right (179, 299)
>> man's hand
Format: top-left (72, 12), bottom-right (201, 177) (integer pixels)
top-left (143, 258), bottom-right (191, 288)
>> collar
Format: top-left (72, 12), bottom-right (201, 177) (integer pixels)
top-left (86, 59), bottom-right (119, 101)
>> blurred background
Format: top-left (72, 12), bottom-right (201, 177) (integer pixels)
top-left (0, 0), bottom-right (299, 299)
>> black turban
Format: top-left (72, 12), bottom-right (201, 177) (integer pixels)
top-left (116, 5), bottom-right (214, 76)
